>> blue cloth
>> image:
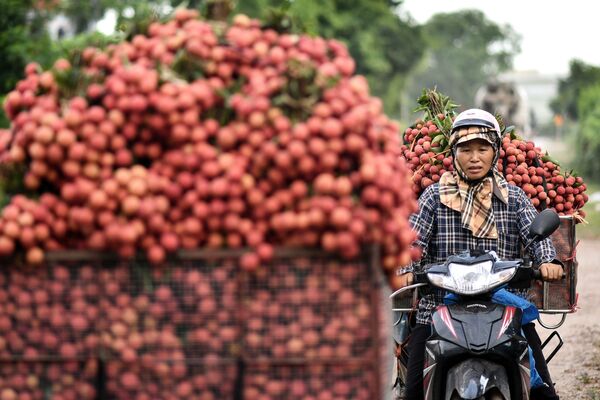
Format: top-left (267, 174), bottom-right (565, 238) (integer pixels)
top-left (490, 288), bottom-right (539, 324)
top-left (444, 289), bottom-right (544, 388)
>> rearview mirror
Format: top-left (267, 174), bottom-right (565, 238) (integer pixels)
top-left (529, 209), bottom-right (560, 240)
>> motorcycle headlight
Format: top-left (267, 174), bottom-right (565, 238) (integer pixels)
top-left (427, 261), bottom-right (516, 295)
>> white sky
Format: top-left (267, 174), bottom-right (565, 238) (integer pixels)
top-left (400, 0), bottom-right (600, 76)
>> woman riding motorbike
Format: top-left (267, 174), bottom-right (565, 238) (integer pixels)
top-left (396, 108), bottom-right (563, 400)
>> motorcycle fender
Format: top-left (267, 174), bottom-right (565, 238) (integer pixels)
top-left (445, 359), bottom-right (511, 400)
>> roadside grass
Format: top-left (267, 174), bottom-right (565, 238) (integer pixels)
top-left (577, 181), bottom-right (600, 240)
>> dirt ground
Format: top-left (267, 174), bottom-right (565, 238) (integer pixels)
top-left (540, 240), bottom-right (600, 399)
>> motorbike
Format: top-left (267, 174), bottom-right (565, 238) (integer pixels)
top-left (390, 209), bottom-right (564, 400)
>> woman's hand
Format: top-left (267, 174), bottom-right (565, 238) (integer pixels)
top-left (539, 263), bottom-right (564, 281)
top-left (395, 272), bottom-right (414, 288)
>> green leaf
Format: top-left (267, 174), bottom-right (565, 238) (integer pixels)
top-left (509, 130), bottom-right (521, 140)
top-left (541, 152), bottom-right (561, 167)
top-left (432, 138), bottom-right (449, 153)
top-left (431, 134), bottom-right (446, 144)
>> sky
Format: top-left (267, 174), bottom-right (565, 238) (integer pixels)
top-left (400, 0), bottom-right (600, 77)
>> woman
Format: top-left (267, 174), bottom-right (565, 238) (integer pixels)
top-left (398, 108), bottom-right (563, 400)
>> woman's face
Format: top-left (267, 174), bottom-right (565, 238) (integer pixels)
top-left (455, 138), bottom-right (495, 180)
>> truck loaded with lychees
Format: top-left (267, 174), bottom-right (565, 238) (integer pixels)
top-left (0, 9), bottom-right (424, 400)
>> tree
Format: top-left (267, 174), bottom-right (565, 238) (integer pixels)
top-left (573, 83), bottom-right (600, 180)
top-left (405, 10), bottom-right (520, 111)
top-left (0, 0), bottom-right (144, 127)
top-left (0, 0), bottom-right (58, 93)
top-left (0, 0), bottom-right (60, 127)
top-left (58, 0), bottom-right (166, 33)
top-left (550, 59), bottom-right (600, 121)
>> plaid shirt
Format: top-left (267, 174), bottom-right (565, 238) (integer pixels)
top-left (410, 183), bottom-right (557, 324)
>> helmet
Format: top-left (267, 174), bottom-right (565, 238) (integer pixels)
top-left (451, 108), bottom-right (501, 140)
top-left (450, 109), bottom-right (502, 181)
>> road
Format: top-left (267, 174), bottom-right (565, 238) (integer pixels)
top-left (542, 239), bottom-right (600, 399)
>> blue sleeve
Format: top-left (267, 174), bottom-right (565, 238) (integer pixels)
top-left (409, 185), bottom-right (438, 272)
top-left (515, 187), bottom-right (557, 265)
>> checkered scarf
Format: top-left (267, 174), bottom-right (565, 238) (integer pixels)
top-left (439, 127), bottom-right (508, 239)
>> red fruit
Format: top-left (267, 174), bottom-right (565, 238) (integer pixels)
top-left (331, 207), bottom-right (352, 228)
top-left (0, 389), bottom-right (17, 400)
top-left (89, 190), bottom-right (108, 209)
top-left (256, 243), bottom-right (274, 261)
top-left (314, 173), bottom-right (335, 194)
top-left (121, 372), bottom-right (140, 390)
top-left (359, 163), bottom-right (376, 182)
top-left (240, 252), bottom-right (260, 271)
top-left (147, 245), bottom-right (166, 264)
top-left (59, 343), bottom-right (77, 358)
top-left (175, 382), bottom-right (193, 398)
top-left (70, 315), bottom-right (89, 332)
top-left (25, 247), bottom-right (44, 265)
top-left (321, 118), bottom-right (343, 138)
top-left (122, 196), bottom-right (140, 215)
top-left (19, 227), bottom-right (36, 248)
top-left (53, 58), bottom-right (71, 71)
top-left (334, 176), bottom-right (353, 196)
top-left (119, 225), bottom-right (138, 245)
top-left (0, 236), bottom-right (15, 256)
top-left (160, 232), bottom-right (179, 252)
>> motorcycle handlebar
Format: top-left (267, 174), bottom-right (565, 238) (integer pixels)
top-left (414, 271), bottom-right (428, 284)
top-left (516, 267), bottom-right (565, 281)
top-left (413, 267), bottom-right (564, 286)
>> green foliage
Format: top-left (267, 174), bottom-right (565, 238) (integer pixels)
top-left (574, 83), bottom-right (600, 180)
top-left (272, 59), bottom-right (329, 122)
top-left (0, 96), bottom-right (8, 128)
top-left (414, 88), bottom-right (459, 119)
top-left (0, 0), bottom-right (61, 132)
top-left (0, 0), bottom-right (130, 113)
top-left (577, 181), bottom-right (600, 239)
top-left (115, 2), bottom-right (173, 39)
top-left (234, 0), bottom-right (425, 118)
top-left (56, 30), bottom-right (125, 60)
top-left (578, 83), bottom-right (600, 121)
top-left (0, 0), bottom-right (56, 93)
top-left (405, 9), bottom-right (520, 110)
top-left (58, 0), bottom-right (163, 34)
top-left (413, 87), bottom-right (458, 135)
top-left (551, 60), bottom-right (600, 121)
